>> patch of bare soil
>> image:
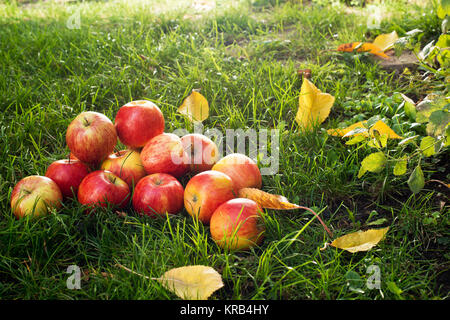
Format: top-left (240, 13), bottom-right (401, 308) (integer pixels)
top-left (372, 50), bottom-right (419, 74)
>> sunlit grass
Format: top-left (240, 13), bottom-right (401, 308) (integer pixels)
top-left (0, 0), bottom-right (447, 300)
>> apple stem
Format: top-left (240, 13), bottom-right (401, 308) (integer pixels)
top-left (297, 205), bottom-right (333, 238)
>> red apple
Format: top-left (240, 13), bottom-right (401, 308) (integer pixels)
top-left (180, 133), bottom-right (219, 173)
top-left (210, 198), bottom-right (265, 250)
top-left (45, 159), bottom-right (90, 199)
top-left (184, 170), bottom-right (235, 224)
top-left (140, 133), bottom-right (189, 178)
top-left (132, 173), bottom-right (184, 217)
top-left (10, 175), bottom-right (63, 218)
top-left (101, 149), bottom-right (146, 188)
top-left (212, 153), bottom-right (262, 193)
top-left (66, 111), bottom-right (117, 166)
top-left (77, 170), bottom-right (130, 212)
top-left (114, 100), bottom-right (165, 149)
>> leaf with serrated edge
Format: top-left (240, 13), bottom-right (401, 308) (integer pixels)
top-left (330, 227), bottom-right (389, 253)
top-left (157, 265), bottom-right (224, 300)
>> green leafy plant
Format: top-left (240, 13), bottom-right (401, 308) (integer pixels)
top-left (417, 1), bottom-right (449, 73)
top-left (332, 93), bottom-right (449, 194)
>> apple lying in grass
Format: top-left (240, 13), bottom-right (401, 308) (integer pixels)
top-left (132, 173), bottom-right (184, 217)
top-left (212, 153), bottom-right (262, 192)
top-left (114, 100), bottom-right (165, 149)
top-left (10, 176), bottom-right (63, 219)
top-left (66, 111), bottom-right (117, 166)
top-left (45, 159), bottom-right (90, 199)
top-left (140, 133), bottom-right (188, 178)
top-left (180, 133), bottom-right (219, 173)
top-left (210, 198), bottom-right (265, 251)
top-left (184, 170), bottom-right (235, 224)
top-left (101, 149), bottom-right (146, 188)
top-left (77, 170), bottom-right (130, 212)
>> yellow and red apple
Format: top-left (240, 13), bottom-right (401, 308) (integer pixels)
top-left (180, 133), bottom-right (219, 173)
top-left (210, 198), bottom-right (265, 251)
top-left (101, 149), bottom-right (146, 188)
top-left (212, 153), bottom-right (262, 192)
top-left (132, 173), bottom-right (184, 217)
top-left (10, 176), bottom-right (63, 218)
top-left (140, 133), bottom-right (189, 178)
top-left (45, 159), bottom-right (90, 199)
top-left (184, 170), bottom-right (235, 224)
top-left (114, 100), bottom-right (165, 149)
top-left (77, 170), bottom-right (130, 212)
top-left (66, 111), bottom-right (117, 166)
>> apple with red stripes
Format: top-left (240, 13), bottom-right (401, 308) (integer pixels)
top-left (66, 111), bottom-right (117, 167)
top-left (132, 173), bottom-right (184, 217)
top-left (77, 170), bottom-right (130, 212)
top-left (210, 198), bottom-right (265, 250)
top-left (45, 159), bottom-right (90, 199)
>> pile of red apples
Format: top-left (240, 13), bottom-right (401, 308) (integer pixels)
top-left (10, 100), bottom-right (265, 250)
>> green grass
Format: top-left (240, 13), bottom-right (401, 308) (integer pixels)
top-left (0, 0), bottom-right (448, 300)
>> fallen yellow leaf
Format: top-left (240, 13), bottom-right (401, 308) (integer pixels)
top-left (327, 120), bottom-right (403, 139)
top-left (370, 120), bottom-right (403, 139)
top-left (337, 42), bottom-right (390, 59)
top-left (238, 188), bottom-right (333, 238)
top-left (372, 31), bottom-right (399, 52)
top-left (178, 90), bottom-right (209, 122)
top-left (116, 263), bottom-right (223, 300)
top-left (330, 227), bottom-right (389, 253)
top-left (238, 188), bottom-right (300, 210)
top-left (295, 78), bottom-right (335, 131)
top-left (158, 265), bottom-right (224, 300)
top-left (327, 121), bottom-right (368, 137)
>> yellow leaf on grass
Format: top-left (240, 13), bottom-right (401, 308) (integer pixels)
top-left (238, 188), bottom-right (300, 210)
top-left (370, 120), bottom-right (403, 139)
top-left (337, 42), bottom-right (363, 52)
top-left (337, 42), bottom-right (389, 59)
top-left (178, 91), bottom-right (209, 122)
top-left (372, 31), bottom-right (399, 52)
top-left (330, 227), bottom-right (389, 253)
top-left (295, 78), bottom-right (335, 131)
top-left (157, 265), bottom-right (224, 300)
top-left (327, 121), bottom-right (367, 137)
top-left (327, 120), bottom-right (403, 139)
